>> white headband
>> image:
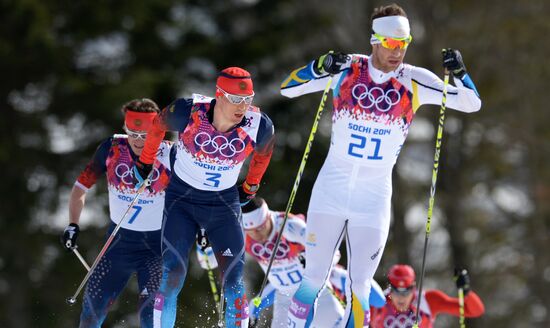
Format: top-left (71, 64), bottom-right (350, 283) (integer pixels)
top-left (371, 16), bottom-right (411, 44)
top-left (242, 202), bottom-right (269, 230)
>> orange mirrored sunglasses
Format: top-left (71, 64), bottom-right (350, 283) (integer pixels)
top-left (373, 33), bottom-right (412, 50)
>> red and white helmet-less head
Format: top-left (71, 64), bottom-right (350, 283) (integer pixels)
top-left (241, 197), bottom-right (269, 230)
top-left (388, 264), bottom-right (416, 291)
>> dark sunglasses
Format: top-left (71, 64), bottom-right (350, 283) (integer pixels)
top-left (391, 285), bottom-right (414, 296)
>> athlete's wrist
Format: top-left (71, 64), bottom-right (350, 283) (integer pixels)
top-left (238, 181), bottom-right (259, 207)
top-left (242, 181), bottom-right (259, 194)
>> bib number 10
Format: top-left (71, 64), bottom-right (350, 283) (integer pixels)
top-left (348, 134), bottom-right (383, 160)
top-left (272, 269), bottom-right (303, 286)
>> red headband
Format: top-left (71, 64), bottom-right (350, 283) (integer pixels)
top-left (216, 67), bottom-right (254, 95)
top-left (124, 111), bottom-right (157, 131)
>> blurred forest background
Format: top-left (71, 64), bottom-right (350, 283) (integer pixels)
top-left (1, 0), bottom-right (549, 327)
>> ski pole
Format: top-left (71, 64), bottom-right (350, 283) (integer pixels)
top-left (217, 289), bottom-right (224, 328)
top-left (197, 231), bottom-right (221, 310)
top-left (252, 75), bottom-right (333, 308)
top-left (205, 254), bottom-right (220, 307)
top-left (458, 287), bottom-right (466, 328)
top-left (72, 247), bottom-right (91, 271)
top-left (66, 178), bottom-right (150, 305)
top-left (207, 252), bottom-right (224, 328)
top-left (200, 247), bottom-right (222, 323)
top-left (413, 68), bottom-right (450, 327)
top-left (197, 229), bottom-right (224, 327)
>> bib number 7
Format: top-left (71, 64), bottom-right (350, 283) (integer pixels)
top-left (128, 205), bottom-right (142, 224)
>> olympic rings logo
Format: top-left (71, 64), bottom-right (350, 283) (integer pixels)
top-left (251, 241), bottom-right (290, 260)
top-left (351, 83), bottom-right (401, 112)
top-left (115, 163), bottom-right (160, 185)
top-left (194, 132), bottom-right (246, 157)
top-left (383, 313), bottom-right (418, 328)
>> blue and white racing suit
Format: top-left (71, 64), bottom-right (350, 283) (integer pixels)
top-left (139, 94), bottom-right (275, 328)
top-left (75, 135), bottom-right (172, 328)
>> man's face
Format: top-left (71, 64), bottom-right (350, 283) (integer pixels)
top-left (389, 287), bottom-right (415, 312)
top-left (371, 43), bottom-right (408, 73)
top-left (244, 216), bottom-right (272, 243)
top-left (216, 88), bottom-right (254, 126)
top-left (124, 126), bottom-right (147, 156)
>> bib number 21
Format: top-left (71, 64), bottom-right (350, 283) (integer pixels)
top-left (348, 134), bottom-right (383, 160)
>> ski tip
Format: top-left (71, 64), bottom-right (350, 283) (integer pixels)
top-left (252, 297), bottom-right (261, 307)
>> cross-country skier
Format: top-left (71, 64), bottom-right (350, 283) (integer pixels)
top-left (61, 99), bottom-right (171, 327)
top-left (242, 197), bottom-right (344, 327)
top-left (195, 198), bottom-right (386, 327)
top-left (280, 3), bottom-right (481, 327)
top-left (133, 67), bottom-right (275, 327)
top-left (370, 264), bottom-right (485, 328)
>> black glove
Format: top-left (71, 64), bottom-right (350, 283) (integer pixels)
top-left (454, 268), bottom-right (471, 295)
top-left (196, 228), bottom-right (210, 252)
top-left (133, 159), bottom-right (153, 187)
top-left (442, 48), bottom-right (467, 78)
top-left (313, 51), bottom-right (349, 75)
top-left (298, 252), bottom-right (306, 268)
top-left (238, 181), bottom-right (259, 206)
top-left (61, 223), bottom-right (80, 251)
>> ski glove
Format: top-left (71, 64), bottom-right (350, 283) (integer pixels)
top-left (442, 48), bottom-right (467, 78)
top-left (454, 268), bottom-right (471, 295)
top-left (61, 223), bottom-right (80, 251)
top-left (313, 51), bottom-right (349, 75)
top-left (298, 252), bottom-right (306, 268)
top-left (238, 181), bottom-right (259, 206)
top-left (133, 159), bottom-right (153, 188)
top-left (197, 229), bottom-right (210, 251)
